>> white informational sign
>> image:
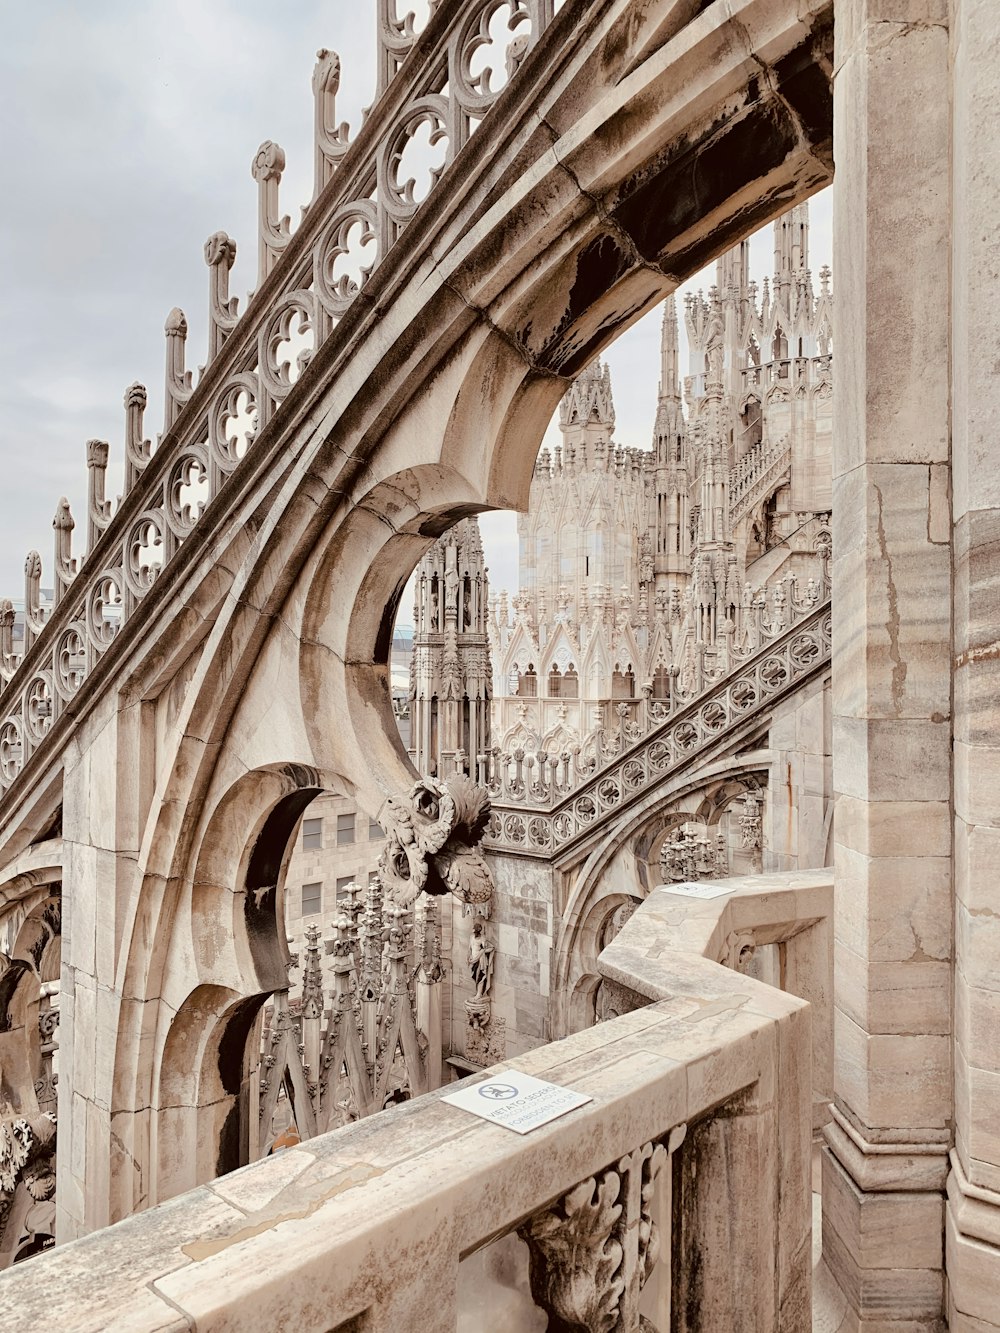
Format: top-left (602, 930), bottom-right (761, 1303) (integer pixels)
top-left (656, 881), bottom-right (734, 900)
top-left (443, 1070), bottom-right (592, 1135)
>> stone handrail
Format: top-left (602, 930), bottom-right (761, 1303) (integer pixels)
top-left (0, 875), bottom-right (815, 1331)
top-left (484, 593), bottom-right (831, 856)
top-left (739, 353), bottom-right (832, 396)
top-left (730, 435), bottom-right (792, 523)
top-left (0, 0), bottom-right (560, 800)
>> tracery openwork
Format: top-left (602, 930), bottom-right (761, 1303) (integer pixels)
top-left (0, 0), bottom-right (559, 799)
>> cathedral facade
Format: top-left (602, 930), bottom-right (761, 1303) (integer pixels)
top-left (488, 203), bottom-right (832, 761)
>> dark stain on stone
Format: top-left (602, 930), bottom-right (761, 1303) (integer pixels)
top-left (610, 99), bottom-right (800, 263)
top-left (773, 16), bottom-right (835, 158)
top-left (524, 233), bottom-right (637, 372)
top-left (564, 234), bottom-right (635, 333)
top-left (0, 960), bottom-right (30, 1033)
top-left (216, 993), bottom-right (268, 1176)
top-left (31, 805), bottom-right (63, 845)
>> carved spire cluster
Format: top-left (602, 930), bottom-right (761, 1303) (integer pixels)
top-left (260, 774), bottom-right (493, 1147)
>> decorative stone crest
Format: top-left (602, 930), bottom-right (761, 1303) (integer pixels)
top-left (377, 774), bottom-right (493, 908)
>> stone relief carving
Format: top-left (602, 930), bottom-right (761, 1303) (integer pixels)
top-left (0, 1112), bottom-right (57, 1263)
top-left (518, 1129), bottom-right (685, 1333)
top-left (465, 1015), bottom-right (506, 1068)
top-left (468, 922), bottom-right (495, 1004)
top-left (721, 930), bottom-right (756, 973)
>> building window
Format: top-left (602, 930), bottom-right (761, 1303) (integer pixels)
top-left (549, 666), bottom-right (579, 699)
top-left (368, 818), bottom-right (383, 840)
top-left (301, 882), bottom-right (322, 916)
top-left (612, 668), bottom-right (636, 699)
top-left (302, 817), bottom-right (322, 850)
top-left (335, 876), bottom-right (353, 902)
top-left (652, 666), bottom-right (672, 700)
top-left (516, 666), bottom-right (538, 697)
top-left (336, 813), bottom-right (355, 846)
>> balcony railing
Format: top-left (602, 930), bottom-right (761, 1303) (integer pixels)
top-left (0, 870), bottom-right (829, 1331)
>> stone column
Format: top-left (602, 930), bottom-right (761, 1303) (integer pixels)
top-left (947, 0), bottom-right (1000, 1325)
top-left (825, 1), bottom-right (953, 1324)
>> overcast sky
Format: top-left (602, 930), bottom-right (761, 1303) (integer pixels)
top-left (0, 3), bottom-right (830, 607)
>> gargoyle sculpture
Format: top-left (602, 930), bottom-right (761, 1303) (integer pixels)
top-left (377, 774), bottom-right (493, 908)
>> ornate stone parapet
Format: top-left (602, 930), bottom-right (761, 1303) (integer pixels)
top-left (0, 868), bottom-right (818, 1330)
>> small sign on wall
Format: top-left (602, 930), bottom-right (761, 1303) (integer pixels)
top-left (655, 881), bottom-right (734, 900)
top-left (443, 1070), bottom-right (592, 1134)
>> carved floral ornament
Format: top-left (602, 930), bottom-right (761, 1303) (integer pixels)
top-left (518, 1127), bottom-right (686, 1333)
top-left (0, 1114), bottom-right (56, 1203)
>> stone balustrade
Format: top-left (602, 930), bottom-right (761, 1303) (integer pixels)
top-left (729, 434), bottom-right (793, 523)
top-left (484, 593), bottom-right (831, 855)
top-left (0, 870), bottom-right (821, 1332)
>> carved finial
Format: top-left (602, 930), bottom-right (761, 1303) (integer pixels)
top-left (86, 440), bottom-right (112, 554)
top-left (204, 230), bottom-right (236, 270)
top-left (312, 48), bottom-right (349, 197)
top-left (204, 231), bottom-right (239, 361)
top-left (0, 598), bottom-right (15, 678)
top-left (164, 307), bottom-right (188, 337)
top-left (163, 309), bottom-right (192, 432)
top-left (252, 140), bottom-right (285, 183)
top-left (52, 499), bottom-right (76, 608)
top-left (252, 141), bottom-right (291, 286)
top-left (301, 922), bottom-right (325, 1021)
top-left (21, 551), bottom-right (42, 652)
top-left (123, 382), bottom-right (151, 494)
top-left (86, 439), bottom-right (108, 469)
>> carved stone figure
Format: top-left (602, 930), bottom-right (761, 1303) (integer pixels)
top-left (468, 921), bottom-right (495, 999)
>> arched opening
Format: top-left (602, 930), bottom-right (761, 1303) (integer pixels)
top-left (611, 666), bottom-right (636, 699)
top-left (516, 665), bottom-right (538, 697)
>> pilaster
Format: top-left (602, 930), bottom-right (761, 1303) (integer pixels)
top-left (827, 1), bottom-right (952, 1325)
top-left (947, 0), bottom-right (1000, 1324)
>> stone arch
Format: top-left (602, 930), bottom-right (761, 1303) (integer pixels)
top-left (557, 890), bottom-right (642, 1036)
top-left (125, 761), bottom-right (346, 1212)
top-left (550, 757), bottom-right (770, 1036)
top-left (0, 894), bottom-right (61, 1118)
top-left (63, 0), bottom-right (834, 1226)
top-left (155, 984), bottom-right (262, 1203)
